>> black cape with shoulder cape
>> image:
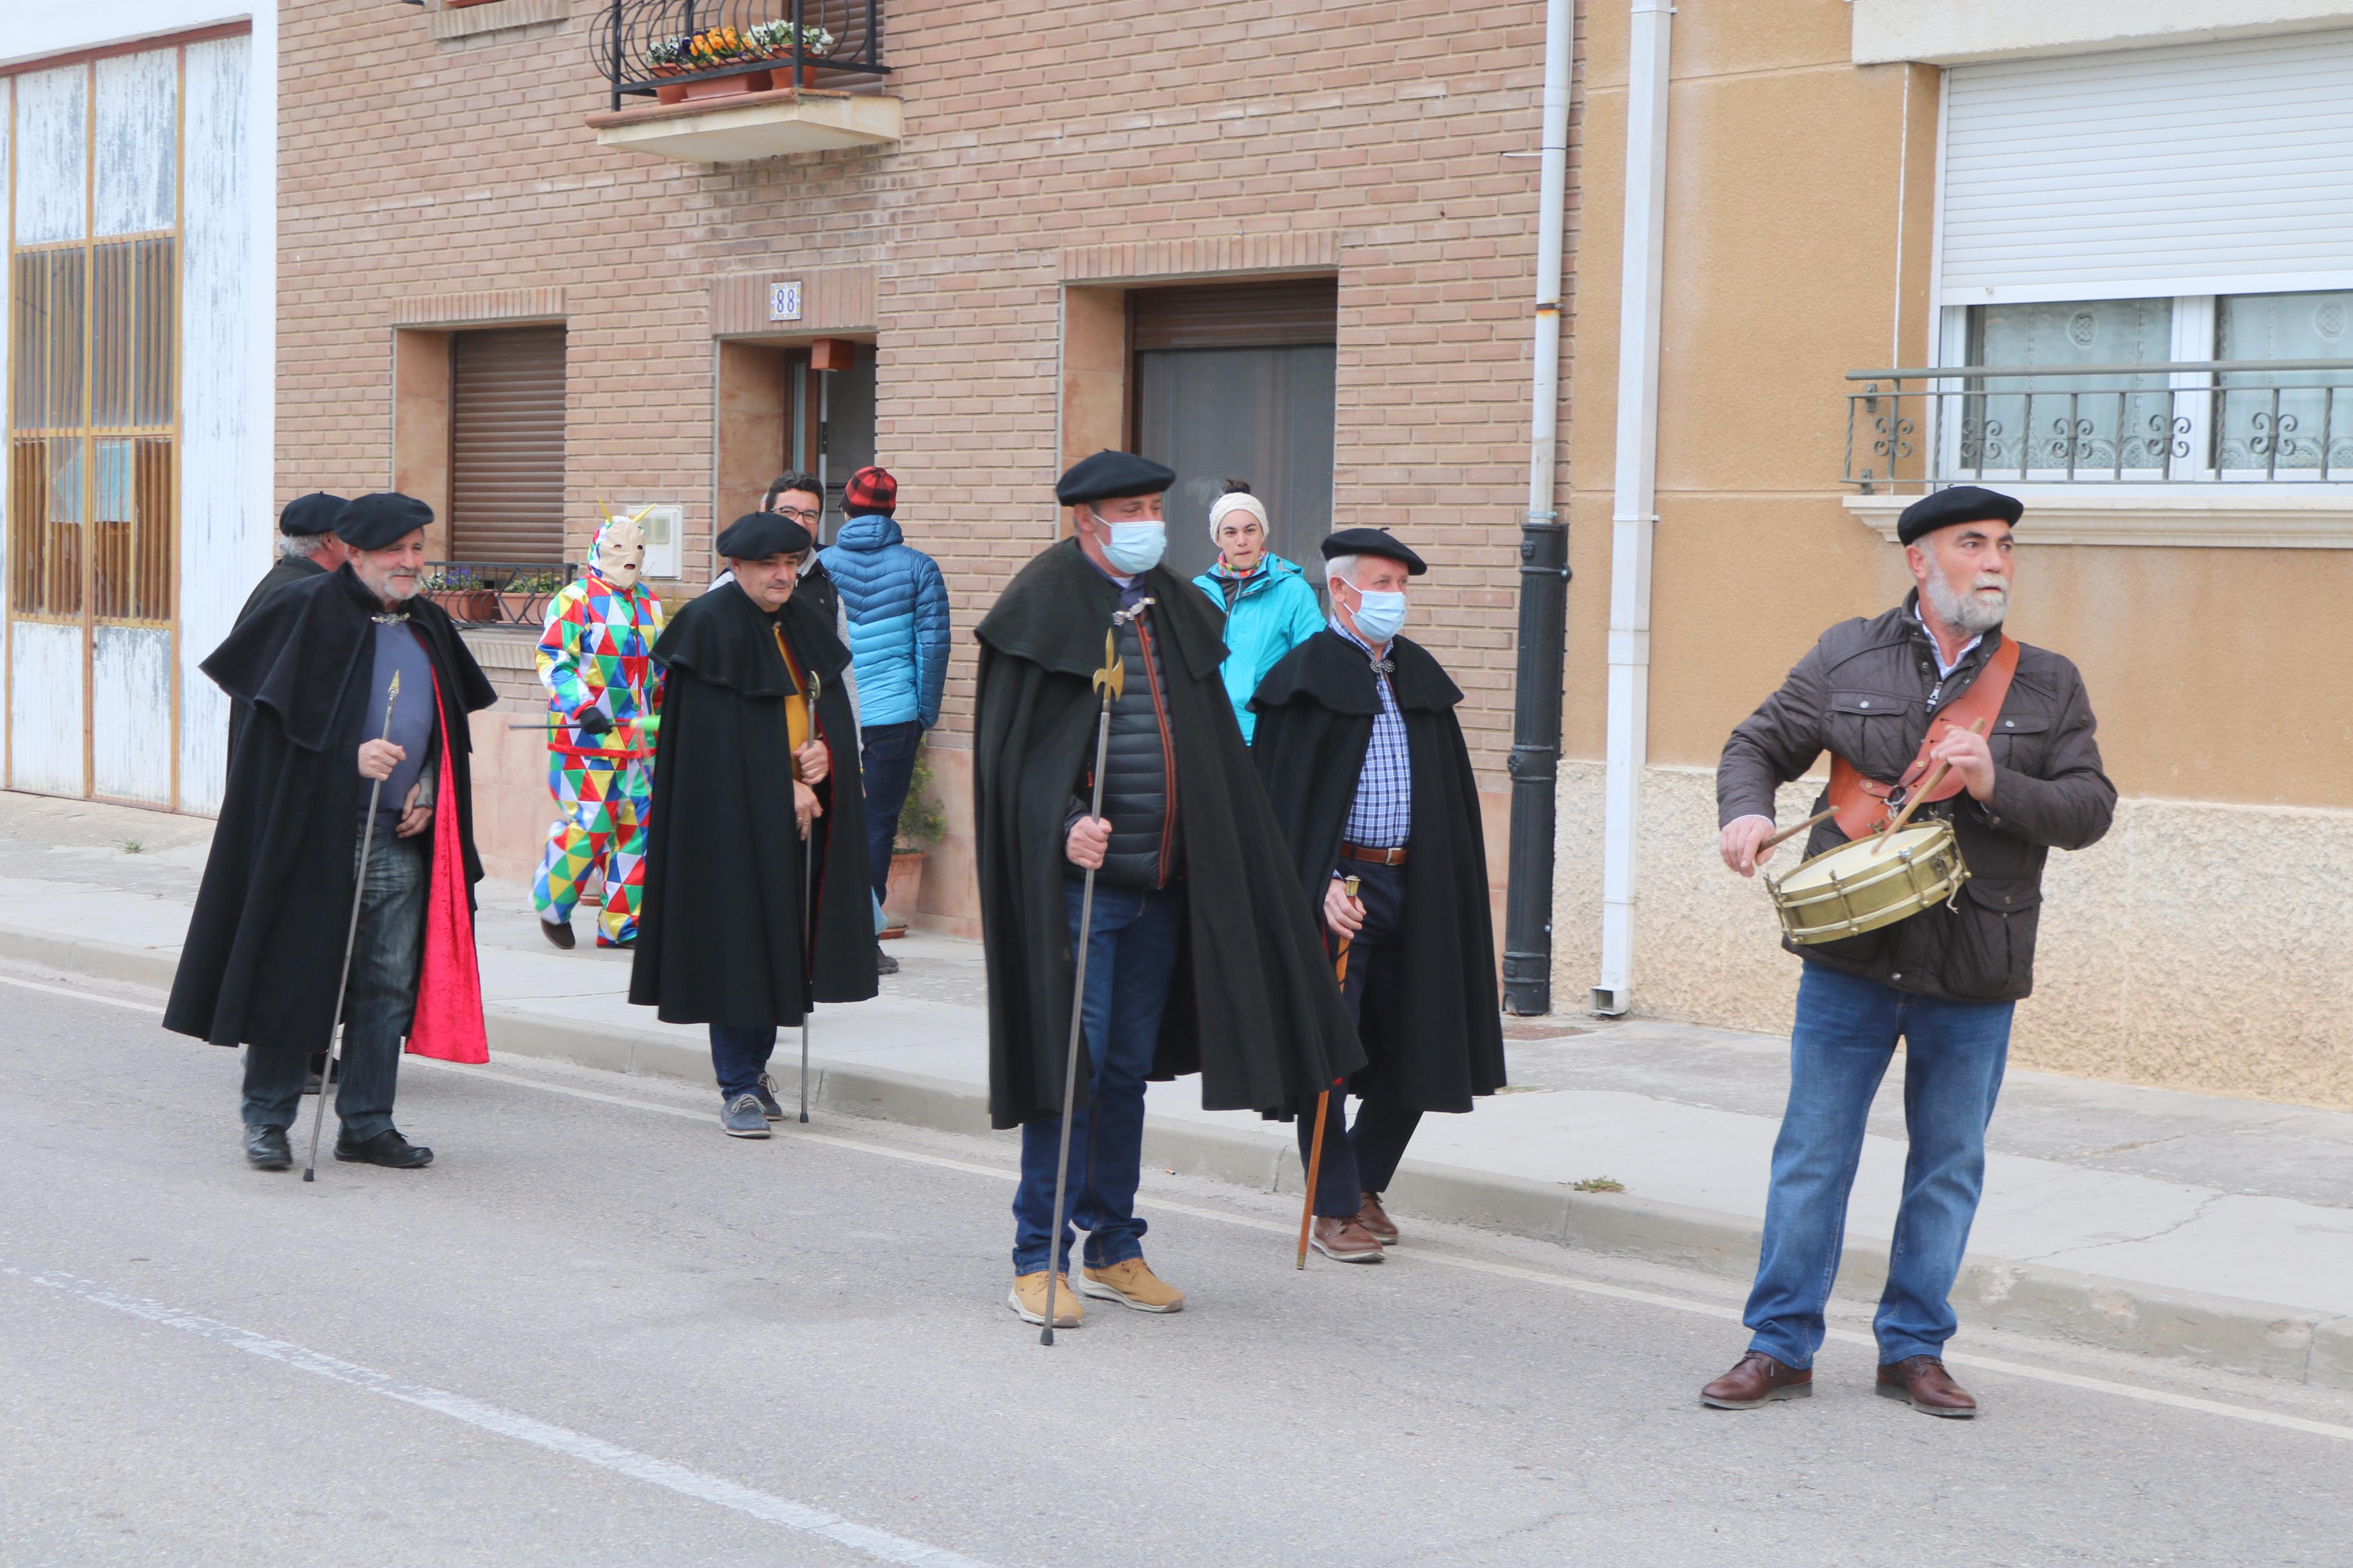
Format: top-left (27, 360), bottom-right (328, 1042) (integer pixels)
top-left (1249, 628), bottom-right (1506, 1112)
top-left (973, 538), bottom-right (1362, 1130)
top-left (164, 566), bottom-right (496, 1057)
top-left (629, 581), bottom-right (876, 1026)
top-left (225, 553), bottom-right (328, 766)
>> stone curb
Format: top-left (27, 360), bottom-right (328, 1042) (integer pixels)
top-left (14, 923), bottom-right (2347, 1391)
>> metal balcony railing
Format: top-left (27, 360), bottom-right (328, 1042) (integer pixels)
top-left (595, 0), bottom-right (887, 112)
top-left (420, 563), bottom-right (572, 629)
top-left (1844, 359), bottom-right (2353, 492)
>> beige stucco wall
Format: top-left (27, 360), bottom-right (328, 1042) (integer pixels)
top-left (1552, 0), bottom-right (2353, 1103)
top-left (1551, 762), bottom-right (2353, 1111)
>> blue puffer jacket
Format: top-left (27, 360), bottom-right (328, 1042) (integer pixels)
top-left (1193, 554), bottom-right (1326, 742)
top-left (820, 514), bottom-right (951, 728)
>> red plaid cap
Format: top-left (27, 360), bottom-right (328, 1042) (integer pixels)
top-left (844, 465), bottom-right (897, 515)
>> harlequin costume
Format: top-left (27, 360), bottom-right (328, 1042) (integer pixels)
top-left (533, 513), bottom-right (666, 949)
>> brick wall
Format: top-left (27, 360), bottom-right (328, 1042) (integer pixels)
top-left (280, 0), bottom-right (1577, 911)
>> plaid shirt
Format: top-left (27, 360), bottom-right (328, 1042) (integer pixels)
top-left (1334, 620), bottom-right (1411, 849)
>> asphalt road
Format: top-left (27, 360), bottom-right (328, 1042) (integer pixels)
top-left (2, 966), bottom-right (2348, 1567)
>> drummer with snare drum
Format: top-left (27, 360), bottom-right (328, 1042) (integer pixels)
top-left (1700, 485), bottom-right (2116, 1420)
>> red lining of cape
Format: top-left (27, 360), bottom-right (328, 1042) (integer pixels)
top-left (406, 670), bottom-right (489, 1064)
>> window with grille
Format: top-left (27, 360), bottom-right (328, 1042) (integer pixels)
top-left (8, 236), bottom-right (177, 623)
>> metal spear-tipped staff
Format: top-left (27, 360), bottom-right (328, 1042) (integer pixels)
top-left (1297, 875), bottom-right (1361, 1268)
top-left (304, 668), bottom-right (402, 1182)
top-left (1040, 599), bottom-right (1150, 1345)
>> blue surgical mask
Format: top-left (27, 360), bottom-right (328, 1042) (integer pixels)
top-left (1094, 512), bottom-right (1166, 574)
top-left (1350, 588), bottom-right (1407, 643)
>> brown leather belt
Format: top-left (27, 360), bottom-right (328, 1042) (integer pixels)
top-left (1340, 842), bottom-right (1408, 866)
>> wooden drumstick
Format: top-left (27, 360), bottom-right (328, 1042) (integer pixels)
top-left (1757, 808), bottom-right (1836, 855)
top-left (1870, 717), bottom-right (1989, 855)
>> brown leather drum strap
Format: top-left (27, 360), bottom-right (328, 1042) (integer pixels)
top-left (1824, 633), bottom-right (2018, 838)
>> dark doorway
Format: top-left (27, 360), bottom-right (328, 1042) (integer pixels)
top-left (786, 343), bottom-right (876, 544)
top-left (1131, 279), bottom-right (1337, 583)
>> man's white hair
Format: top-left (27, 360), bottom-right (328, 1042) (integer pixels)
top-left (276, 531), bottom-right (330, 560)
top-left (1323, 553), bottom-right (1361, 588)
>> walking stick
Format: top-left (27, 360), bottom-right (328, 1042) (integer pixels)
top-left (1297, 875), bottom-right (1361, 1268)
top-left (800, 667), bottom-right (821, 1125)
top-left (304, 670), bottom-right (402, 1183)
top-left (1041, 606), bottom-right (1145, 1346)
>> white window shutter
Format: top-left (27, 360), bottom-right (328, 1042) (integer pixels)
top-left (1942, 31), bottom-right (2353, 304)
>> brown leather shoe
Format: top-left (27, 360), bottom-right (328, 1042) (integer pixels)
top-left (1699, 1351), bottom-right (1813, 1410)
top-left (1355, 1191), bottom-right (1399, 1246)
top-left (1310, 1215), bottom-right (1385, 1263)
top-left (1876, 1356), bottom-right (1978, 1418)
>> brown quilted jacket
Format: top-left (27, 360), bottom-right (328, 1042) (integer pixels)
top-left (1717, 592), bottom-right (2116, 1002)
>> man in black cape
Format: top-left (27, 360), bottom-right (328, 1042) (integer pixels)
top-left (974, 450), bottom-right (1361, 1328)
top-left (166, 493), bottom-right (498, 1172)
top-left (1248, 528), bottom-right (1506, 1262)
top-left (225, 491), bottom-right (349, 766)
top-left (629, 512), bottom-right (876, 1137)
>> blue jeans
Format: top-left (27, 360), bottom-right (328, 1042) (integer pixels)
top-left (860, 719), bottom-right (922, 902)
top-left (1010, 881), bottom-right (1185, 1274)
top-left (1744, 963), bottom-right (2014, 1368)
top-left (709, 1025), bottom-right (779, 1103)
top-left (242, 829), bottom-right (427, 1140)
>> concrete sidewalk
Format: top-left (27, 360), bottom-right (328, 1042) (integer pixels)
top-left (7, 791), bottom-right (2350, 1388)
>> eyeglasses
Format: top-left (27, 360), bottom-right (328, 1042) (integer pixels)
top-left (768, 504), bottom-right (822, 527)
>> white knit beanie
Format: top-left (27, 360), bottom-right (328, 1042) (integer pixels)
top-left (1207, 490), bottom-right (1269, 541)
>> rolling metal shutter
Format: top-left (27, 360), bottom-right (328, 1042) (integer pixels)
top-left (449, 326), bottom-right (566, 561)
top-left (1130, 278), bottom-right (1338, 350)
top-left (1942, 31), bottom-right (2353, 303)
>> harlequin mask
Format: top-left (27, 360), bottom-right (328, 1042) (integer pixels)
top-left (594, 513), bottom-right (648, 590)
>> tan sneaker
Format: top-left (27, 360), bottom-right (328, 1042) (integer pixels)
top-left (1078, 1257), bottom-right (1186, 1314)
top-left (1008, 1271), bottom-right (1083, 1327)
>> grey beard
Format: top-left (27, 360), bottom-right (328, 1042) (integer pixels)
top-left (1923, 571), bottom-right (2007, 637)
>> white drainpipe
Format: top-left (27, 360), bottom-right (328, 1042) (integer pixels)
top-left (1594, 0), bottom-right (1673, 1016)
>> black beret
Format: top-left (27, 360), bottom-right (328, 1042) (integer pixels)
top-left (1321, 527), bottom-right (1427, 577)
top-left (1055, 450), bottom-right (1176, 506)
top-left (715, 511), bottom-right (813, 560)
top-left (1897, 485), bottom-right (2022, 546)
top-left (334, 492), bottom-right (434, 552)
top-left (279, 492), bottom-right (347, 538)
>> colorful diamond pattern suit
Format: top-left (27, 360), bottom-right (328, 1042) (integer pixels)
top-left (533, 572), bottom-right (665, 947)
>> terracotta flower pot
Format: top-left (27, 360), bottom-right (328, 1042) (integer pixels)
top-left (498, 591), bottom-right (537, 624)
top-left (444, 0), bottom-right (501, 9)
top-left (883, 849), bottom-right (926, 929)
top-left (677, 66), bottom-right (772, 101)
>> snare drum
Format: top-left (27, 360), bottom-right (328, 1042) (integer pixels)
top-left (1765, 820), bottom-right (1969, 946)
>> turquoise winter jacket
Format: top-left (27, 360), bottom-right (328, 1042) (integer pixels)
top-left (1193, 554), bottom-right (1325, 742)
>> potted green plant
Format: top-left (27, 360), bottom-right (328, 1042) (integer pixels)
top-left (499, 569), bottom-right (563, 626)
top-left (885, 744), bottom-right (947, 932)
top-left (748, 19), bottom-right (833, 87)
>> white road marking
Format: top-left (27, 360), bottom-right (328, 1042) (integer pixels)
top-left (2, 1264), bottom-right (996, 1568)
top-left (29, 975), bottom-right (2353, 1446)
top-left (0, 973), bottom-right (164, 1012)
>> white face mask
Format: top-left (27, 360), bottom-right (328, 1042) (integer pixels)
top-left (1350, 588), bottom-right (1407, 643)
top-left (1093, 511), bottom-right (1166, 574)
